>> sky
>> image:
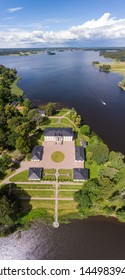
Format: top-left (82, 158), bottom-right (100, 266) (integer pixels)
top-left (0, 0), bottom-right (125, 48)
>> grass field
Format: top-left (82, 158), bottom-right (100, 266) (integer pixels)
top-left (58, 190), bottom-right (76, 198)
top-left (58, 200), bottom-right (78, 218)
top-left (110, 62), bottom-right (125, 76)
top-left (10, 170), bottom-right (29, 182)
top-left (17, 184), bottom-right (54, 189)
top-left (51, 151), bottom-right (65, 162)
top-left (55, 108), bottom-right (69, 116)
top-left (11, 77), bottom-right (24, 96)
top-left (96, 61), bottom-right (125, 77)
top-left (20, 199), bottom-right (55, 216)
top-left (85, 161), bottom-right (101, 179)
top-left (12, 189), bottom-right (54, 198)
top-left (58, 169), bottom-right (72, 174)
top-left (59, 184), bottom-right (82, 190)
top-left (60, 118), bottom-right (72, 126)
top-left (75, 138), bottom-right (81, 146)
top-left (49, 118), bottom-right (58, 124)
top-left (44, 169), bottom-right (56, 174)
top-left (29, 199), bottom-right (55, 210)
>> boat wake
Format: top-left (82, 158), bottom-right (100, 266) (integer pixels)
top-left (100, 100), bottom-right (106, 105)
top-left (87, 86), bottom-right (107, 106)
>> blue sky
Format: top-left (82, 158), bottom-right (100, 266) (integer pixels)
top-left (0, 0), bottom-right (125, 47)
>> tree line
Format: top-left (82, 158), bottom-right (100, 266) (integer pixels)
top-left (74, 134), bottom-right (125, 222)
top-left (0, 65), bottom-right (47, 178)
top-left (100, 50), bottom-right (125, 62)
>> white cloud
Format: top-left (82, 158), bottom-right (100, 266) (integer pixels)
top-left (1, 13), bottom-right (125, 47)
top-left (7, 7), bottom-right (23, 13)
top-left (3, 17), bottom-right (15, 21)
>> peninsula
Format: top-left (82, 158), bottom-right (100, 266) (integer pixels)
top-left (1, 64), bottom-right (125, 237)
top-left (93, 49), bottom-right (125, 91)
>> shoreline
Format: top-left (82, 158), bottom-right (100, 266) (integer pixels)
top-left (11, 76), bottom-right (24, 97)
top-left (93, 60), bottom-right (125, 90)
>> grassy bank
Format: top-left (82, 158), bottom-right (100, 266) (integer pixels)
top-left (11, 76), bottom-right (24, 97)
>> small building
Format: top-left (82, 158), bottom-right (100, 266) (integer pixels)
top-left (28, 167), bottom-right (42, 180)
top-left (82, 140), bottom-right (87, 148)
top-left (44, 128), bottom-right (73, 142)
top-left (16, 106), bottom-right (24, 112)
top-left (75, 146), bottom-right (85, 162)
top-left (38, 110), bottom-right (46, 117)
top-left (31, 146), bottom-right (43, 161)
top-left (73, 168), bottom-right (88, 181)
top-left (12, 101), bottom-right (18, 106)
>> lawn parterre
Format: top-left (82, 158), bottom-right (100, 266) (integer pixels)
top-left (51, 151), bottom-right (65, 162)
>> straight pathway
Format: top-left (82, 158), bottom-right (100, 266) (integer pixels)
top-left (18, 197), bottom-right (73, 201)
top-left (53, 169), bottom-right (59, 228)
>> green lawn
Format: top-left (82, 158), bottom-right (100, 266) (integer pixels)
top-left (59, 184), bottom-right (82, 190)
top-left (78, 131), bottom-right (89, 141)
top-left (65, 113), bottom-right (71, 119)
top-left (58, 175), bottom-right (73, 182)
top-left (60, 118), bottom-right (72, 126)
top-left (96, 61), bottom-right (125, 78)
top-left (20, 199), bottom-right (55, 216)
top-left (11, 77), bottom-right (24, 96)
top-left (55, 108), bottom-right (69, 116)
top-left (17, 184), bottom-right (54, 189)
top-left (51, 151), bottom-right (65, 162)
top-left (85, 161), bottom-right (101, 178)
top-left (59, 169), bottom-right (73, 180)
top-left (19, 208), bottom-right (53, 225)
top-left (42, 175), bottom-right (56, 181)
top-left (59, 190), bottom-right (76, 198)
top-left (10, 170), bottom-right (29, 182)
top-left (29, 200), bottom-right (55, 210)
top-left (49, 118), bottom-right (58, 124)
top-left (44, 169), bottom-right (56, 174)
top-left (75, 138), bottom-right (81, 146)
top-left (58, 200), bottom-right (78, 218)
top-left (12, 189), bottom-right (54, 198)
top-left (58, 169), bottom-right (72, 174)
top-left (10, 169), bottom-right (56, 182)
top-left (41, 123), bottom-right (68, 129)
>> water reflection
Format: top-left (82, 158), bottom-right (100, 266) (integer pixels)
top-left (1, 218), bottom-right (125, 260)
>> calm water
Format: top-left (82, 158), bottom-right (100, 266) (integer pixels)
top-left (0, 50), bottom-right (125, 260)
top-left (0, 50), bottom-right (125, 153)
top-left (1, 218), bottom-right (125, 260)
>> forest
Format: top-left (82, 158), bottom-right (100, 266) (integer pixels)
top-left (74, 133), bottom-right (125, 223)
top-left (0, 64), bottom-right (46, 178)
top-left (100, 50), bottom-right (125, 61)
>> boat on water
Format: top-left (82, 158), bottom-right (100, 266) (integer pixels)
top-left (100, 100), bottom-right (106, 105)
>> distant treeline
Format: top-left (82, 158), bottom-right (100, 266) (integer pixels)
top-left (0, 49), bottom-right (39, 56)
top-left (100, 50), bottom-right (125, 62)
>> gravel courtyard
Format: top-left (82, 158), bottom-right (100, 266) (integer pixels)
top-left (42, 141), bottom-right (84, 169)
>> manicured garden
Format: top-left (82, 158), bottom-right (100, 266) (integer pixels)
top-left (16, 184), bottom-right (54, 189)
top-left (59, 184), bottom-right (82, 190)
top-left (58, 190), bottom-right (76, 198)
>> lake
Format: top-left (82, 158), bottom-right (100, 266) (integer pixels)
top-left (1, 217), bottom-right (125, 260)
top-left (0, 50), bottom-right (125, 260)
top-left (0, 50), bottom-right (125, 153)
